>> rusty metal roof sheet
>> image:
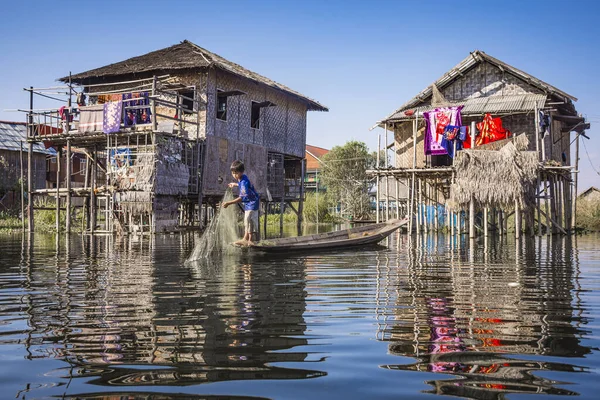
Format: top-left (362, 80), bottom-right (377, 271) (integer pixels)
top-left (384, 94), bottom-right (547, 122)
top-left (0, 122), bottom-right (52, 154)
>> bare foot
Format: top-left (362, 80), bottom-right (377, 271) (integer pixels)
top-left (247, 241), bottom-right (255, 247)
top-left (234, 239), bottom-right (247, 246)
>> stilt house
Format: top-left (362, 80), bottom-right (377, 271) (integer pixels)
top-left (372, 50), bottom-right (590, 236)
top-left (24, 40), bottom-right (327, 233)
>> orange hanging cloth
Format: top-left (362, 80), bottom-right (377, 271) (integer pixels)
top-left (476, 113), bottom-right (511, 146)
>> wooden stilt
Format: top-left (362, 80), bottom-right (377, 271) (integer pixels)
top-left (572, 133), bottom-right (580, 230)
top-left (484, 207), bottom-right (488, 238)
top-left (27, 142), bottom-right (34, 232)
top-left (549, 174), bottom-right (557, 235)
top-left (469, 195), bottom-right (475, 239)
top-left (434, 179), bottom-right (439, 232)
top-left (90, 146), bottom-right (97, 234)
top-left (66, 140), bottom-right (72, 233)
top-left (56, 147), bottom-right (62, 233)
top-left (423, 178), bottom-right (427, 232)
top-left (515, 201), bottom-right (521, 240)
top-left (298, 158), bottom-right (305, 235)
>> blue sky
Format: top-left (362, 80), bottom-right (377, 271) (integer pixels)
top-left (1, 0), bottom-right (598, 191)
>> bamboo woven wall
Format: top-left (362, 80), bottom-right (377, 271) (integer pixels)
top-left (201, 135), bottom-right (267, 197)
top-left (205, 69), bottom-right (308, 159)
top-left (441, 62), bottom-right (544, 101)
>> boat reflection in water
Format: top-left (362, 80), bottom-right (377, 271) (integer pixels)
top-left (378, 234), bottom-right (590, 399)
top-left (18, 233), bottom-right (324, 390)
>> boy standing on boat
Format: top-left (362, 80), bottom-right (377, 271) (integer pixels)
top-left (223, 160), bottom-right (260, 246)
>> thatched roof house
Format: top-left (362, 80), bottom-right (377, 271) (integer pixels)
top-left (377, 50), bottom-right (587, 169)
top-left (60, 40), bottom-right (327, 112)
top-left (27, 40), bottom-right (327, 233)
top-left (578, 186), bottom-right (600, 202)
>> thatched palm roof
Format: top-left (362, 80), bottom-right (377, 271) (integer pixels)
top-left (449, 135), bottom-right (539, 210)
top-left (59, 40), bottom-right (328, 112)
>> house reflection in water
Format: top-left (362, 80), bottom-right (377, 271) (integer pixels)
top-left (20, 234), bottom-right (324, 387)
top-left (377, 235), bottom-right (590, 399)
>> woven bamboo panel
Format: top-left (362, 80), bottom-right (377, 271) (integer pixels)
top-left (205, 69), bottom-right (217, 137)
top-left (211, 70), bottom-right (307, 158)
top-left (264, 89), bottom-right (288, 152)
top-left (241, 143), bottom-right (268, 196)
top-left (441, 62), bottom-right (544, 102)
top-left (154, 136), bottom-right (190, 195)
top-left (394, 122), bottom-right (426, 169)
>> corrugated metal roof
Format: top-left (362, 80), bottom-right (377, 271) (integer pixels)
top-left (385, 94), bottom-right (547, 122)
top-left (0, 122), bottom-right (53, 154)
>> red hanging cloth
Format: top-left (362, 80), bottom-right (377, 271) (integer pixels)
top-left (476, 114), bottom-right (511, 146)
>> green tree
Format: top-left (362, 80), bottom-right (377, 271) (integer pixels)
top-left (320, 140), bottom-right (374, 220)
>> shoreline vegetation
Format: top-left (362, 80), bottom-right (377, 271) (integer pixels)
top-left (2, 196), bottom-right (599, 234)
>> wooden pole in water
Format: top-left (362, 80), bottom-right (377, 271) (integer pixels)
top-left (298, 158), bottom-right (305, 235)
top-left (376, 134), bottom-right (381, 224)
top-left (515, 200), bottom-right (521, 239)
top-left (20, 141), bottom-right (25, 231)
top-left (434, 179), bottom-right (439, 232)
top-left (469, 194), bottom-right (475, 239)
top-left (571, 132), bottom-right (580, 230)
top-left (90, 146), bottom-right (97, 234)
top-left (66, 140), bottom-right (72, 233)
top-left (27, 87), bottom-right (34, 233)
top-left (484, 206), bottom-right (488, 238)
top-left (418, 178), bottom-right (422, 233)
top-left (384, 123), bottom-right (390, 222)
top-left (549, 174), bottom-right (557, 234)
top-left (56, 147), bottom-right (62, 233)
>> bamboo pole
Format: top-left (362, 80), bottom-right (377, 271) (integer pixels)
top-left (20, 141), bottom-right (25, 231)
top-left (572, 132), bottom-right (580, 230)
top-left (385, 123), bottom-right (389, 222)
top-left (376, 134), bottom-right (381, 224)
top-left (90, 146), bottom-right (97, 234)
top-left (534, 104), bottom-right (540, 161)
top-left (515, 201), bottom-right (521, 239)
top-left (469, 194), bottom-right (475, 239)
top-left (56, 147), bottom-right (62, 233)
top-left (549, 174), bottom-right (557, 234)
top-left (298, 158), bottom-right (305, 235)
top-left (27, 87), bottom-right (34, 233)
top-left (418, 178), bottom-right (423, 232)
top-left (484, 207), bottom-right (488, 238)
top-left (434, 179), bottom-right (439, 232)
top-left (535, 171), bottom-right (542, 236)
top-left (66, 140), bottom-right (72, 233)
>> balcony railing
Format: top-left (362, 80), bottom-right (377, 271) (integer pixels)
top-left (25, 76), bottom-right (201, 141)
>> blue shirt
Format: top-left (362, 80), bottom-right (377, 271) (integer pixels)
top-left (239, 174), bottom-right (259, 211)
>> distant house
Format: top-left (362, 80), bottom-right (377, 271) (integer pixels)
top-left (0, 121), bottom-right (49, 210)
top-left (578, 186), bottom-right (600, 202)
top-left (305, 145), bottom-right (328, 192)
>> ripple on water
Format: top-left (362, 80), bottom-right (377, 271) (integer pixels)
top-left (0, 232), bottom-right (598, 399)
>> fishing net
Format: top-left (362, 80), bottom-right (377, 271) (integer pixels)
top-left (186, 189), bottom-right (240, 262)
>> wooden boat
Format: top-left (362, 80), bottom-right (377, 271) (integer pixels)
top-left (242, 218), bottom-right (408, 253)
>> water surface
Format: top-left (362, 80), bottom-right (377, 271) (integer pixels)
top-left (0, 232), bottom-right (598, 399)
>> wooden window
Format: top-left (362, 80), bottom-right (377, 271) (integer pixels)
top-left (217, 90), bottom-right (227, 121)
top-left (251, 101), bottom-right (261, 129)
top-left (179, 89), bottom-right (195, 115)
